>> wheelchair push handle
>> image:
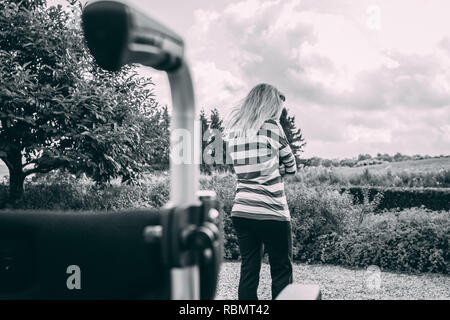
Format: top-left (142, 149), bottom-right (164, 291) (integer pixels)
top-left (82, 0), bottom-right (221, 300)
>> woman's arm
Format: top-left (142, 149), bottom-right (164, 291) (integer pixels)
top-left (277, 122), bottom-right (297, 175)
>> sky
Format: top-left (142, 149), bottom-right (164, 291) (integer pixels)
top-left (49, 0), bottom-right (450, 159)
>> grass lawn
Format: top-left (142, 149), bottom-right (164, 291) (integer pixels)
top-left (217, 262), bottom-right (450, 300)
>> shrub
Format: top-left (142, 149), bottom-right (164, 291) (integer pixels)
top-left (0, 171), bottom-right (171, 211)
top-left (200, 173), bottom-right (239, 259)
top-left (305, 209), bottom-right (450, 274)
top-left (286, 184), bottom-right (358, 260)
top-left (339, 209), bottom-right (449, 273)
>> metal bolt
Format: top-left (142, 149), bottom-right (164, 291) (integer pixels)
top-left (208, 208), bottom-right (219, 221)
top-left (203, 248), bottom-right (213, 260)
top-left (143, 225), bottom-right (163, 243)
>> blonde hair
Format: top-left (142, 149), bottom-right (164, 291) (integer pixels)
top-left (225, 83), bottom-right (285, 138)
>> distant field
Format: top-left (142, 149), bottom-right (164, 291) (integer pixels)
top-left (333, 157), bottom-right (450, 175)
top-left (293, 157), bottom-right (450, 188)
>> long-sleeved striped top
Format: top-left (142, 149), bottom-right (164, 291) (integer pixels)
top-left (226, 119), bottom-right (297, 221)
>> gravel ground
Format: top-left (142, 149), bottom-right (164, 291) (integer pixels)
top-left (216, 261), bottom-right (450, 300)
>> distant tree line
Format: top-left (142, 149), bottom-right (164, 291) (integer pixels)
top-left (299, 153), bottom-right (450, 168)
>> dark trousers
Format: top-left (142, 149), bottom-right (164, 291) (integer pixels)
top-left (232, 217), bottom-right (293, 300)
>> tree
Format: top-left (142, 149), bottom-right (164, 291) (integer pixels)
top-left (393, 152), bottom-right (403, 162)
top-left (6, 0), bottom-right (46, 10)
top-left (0, 0), bottom-right (161, 201)
top-left (119, 102), bottom-right (170, 182)
top-left (199, 109), bottom-right (210, 174)
top-left (209, 108), bottom-right (224, 132)
top-left (322, 159), bottom-right (332, 168)
top-left (208, 108), bottom-right (228, 171)
top-left (279, 108), bottom-right (306, 164)
top-left (199, 108), bottom-right (230, 173)
top-left (157, 105), bottom-right (171, 169)
top-left (358, 154), bottom-right (372, 161)
top-left (340, 158), bottom-right (357, 167)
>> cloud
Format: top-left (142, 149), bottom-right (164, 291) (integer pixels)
top-left (439, 37), bottom-right (450, 54)
top-left (347, 51), bottom-right (450, 109)
top-left (192, 9), bottom-right (220, 33)
top-left (192, 61), bottom-right (246, 109)
top-left (186, 0), bottom-right (450, 157)
top-left (191, 0), bottom-right (450, 110)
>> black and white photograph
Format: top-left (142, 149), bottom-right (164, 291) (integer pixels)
top-left (0, 0), bottom-right (449, 307)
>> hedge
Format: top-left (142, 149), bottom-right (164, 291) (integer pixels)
top-left (301, 209), bottom-right (450, 274)
top-left (341, 186), bottom-right (450, 212)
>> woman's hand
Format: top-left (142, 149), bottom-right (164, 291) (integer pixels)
top-left (279, 163), bottom-right (286, 176)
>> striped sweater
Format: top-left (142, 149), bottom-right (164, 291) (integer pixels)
top-left (227, 119), bottom-right (297, 221)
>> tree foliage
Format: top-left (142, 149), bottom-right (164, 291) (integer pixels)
top-left (0, 0), bottom-right (165, 201)
top-left (279, 108), bottom-right (306, 164)
top-left (208, 108), bottom-right (229, 171)
top-left (199, 109), bottom-right (210, 173)
top-left (199, 108), bottom-right (229, 173)
top-left (141, 105), bottom-right (170, 172)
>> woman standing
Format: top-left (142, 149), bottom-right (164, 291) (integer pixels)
top-left (224, 83), bottom-right (297, 300)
